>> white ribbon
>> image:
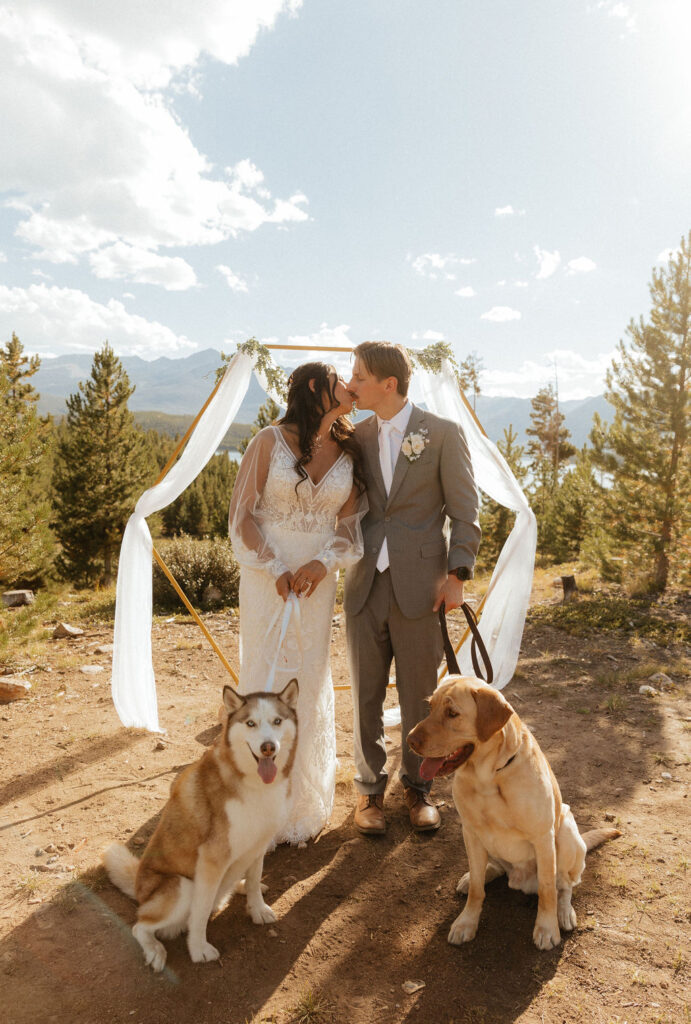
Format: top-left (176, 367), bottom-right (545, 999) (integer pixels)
top-left (263, 593), bottom-right (302, 692)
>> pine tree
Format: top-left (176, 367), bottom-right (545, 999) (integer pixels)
top-left (239, 397), bottom-right (281, 453)
top-left (0, 370), bottom-right (54, 585)
top-left (161, 454), bottom-right (238, 538)
top-left (52, 343), bottom-right (150, 585)
top-left (543, 447), bottom-right (603, 563)
top-left (458, 352), bottom-right (484, 411)
top-left (590, 233), bottom-right (691, 591)
top-left (0, 332), bottom-right (40, 413)
top-left (478, 425), bottom-right (527, 570)
top-left (526, 382), bottom-right (577, 543)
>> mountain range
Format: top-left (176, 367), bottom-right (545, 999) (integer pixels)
top-left (33, 348), bottom-right (614, 450)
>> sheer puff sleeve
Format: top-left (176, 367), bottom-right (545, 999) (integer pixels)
top-left (228, 428), bottom-right (290, 580)
top-left (315, 482), bottom-right (368, 573)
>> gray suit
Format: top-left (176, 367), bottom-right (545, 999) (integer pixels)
top-left (345, 404), bottom-right (480, 794)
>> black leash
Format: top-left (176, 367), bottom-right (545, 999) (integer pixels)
top-left (438, 601), bottom-right (493, 685)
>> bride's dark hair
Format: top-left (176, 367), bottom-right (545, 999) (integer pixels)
top-left (278, 362), bottom-right (365, 494)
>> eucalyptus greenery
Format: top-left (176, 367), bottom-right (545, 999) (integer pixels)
top-left (407, 340), bottom-right (461, 382)
top-left (217, 337), bottom-right (288, 401)
top-left (218, 336), bottom-right (466, 403)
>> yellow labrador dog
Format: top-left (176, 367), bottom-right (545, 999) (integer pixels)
top-left (408, 676), bottom-right (619, 950)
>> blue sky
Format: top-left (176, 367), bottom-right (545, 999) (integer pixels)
top-left (0, 0), bottom-right (689, 398)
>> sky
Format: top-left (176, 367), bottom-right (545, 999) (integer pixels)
top-left (0, 0), bottom-right (689, 400)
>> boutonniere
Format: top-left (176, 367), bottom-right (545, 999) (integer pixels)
top-left (401, 427), bottom-right (429, 462)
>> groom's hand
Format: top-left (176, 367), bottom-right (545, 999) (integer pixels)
top-left (276, 572), bottom-right (294, 602)
top-left (292, 560), bottom-right (327, 598)
top-left (433, 574), bottom-right (465, 613)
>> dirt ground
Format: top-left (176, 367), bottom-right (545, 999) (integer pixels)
top-left (1, 582), bottom-right (689, 1024)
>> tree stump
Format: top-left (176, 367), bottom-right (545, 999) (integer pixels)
top-left (561, 575), bottom-right (578, 603)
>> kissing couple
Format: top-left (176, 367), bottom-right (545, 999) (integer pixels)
top-left (229, 340), bottom-right (480, 845)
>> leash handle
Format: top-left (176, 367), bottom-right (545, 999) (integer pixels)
top-left (438, 601), bottom-right (493, 685)
top-left (264, 593), bottom-right (302, 691)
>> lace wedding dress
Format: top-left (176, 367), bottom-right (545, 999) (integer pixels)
top-left (229, 426), bottom-right (364, 844)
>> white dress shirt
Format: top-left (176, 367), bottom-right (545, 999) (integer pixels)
top-left (375, 401), bottom-right (413, 572)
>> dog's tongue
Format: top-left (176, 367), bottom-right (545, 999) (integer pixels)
top-left (257, 757), bottom-right (277, 784)
top-left (419, 756), bottom-right (446, 781)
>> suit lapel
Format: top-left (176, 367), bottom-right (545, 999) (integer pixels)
top-left (386, 405), bottom-right (425, 506)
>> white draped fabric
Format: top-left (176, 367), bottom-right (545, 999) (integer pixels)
top-left (410, 360), bottom-right (537, 690)
top-left (111, 349), bottom-right (536, 733)
top-left (111, 352), bottom-right (254, 731)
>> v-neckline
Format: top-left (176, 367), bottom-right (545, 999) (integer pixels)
top-left (274, 428), bottom-right (346, 488)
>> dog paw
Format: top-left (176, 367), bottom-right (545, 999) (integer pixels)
top-left (188, 939), bottom-right (220, 963)
top-left (249, 902), bottom-right (277, 925)
top-left (448, 912), bottom-right (479, 945)
top-left (533, 920), bottom-right (561, 950)
top-left (558, 904), bottom-right (577, 931)
top-left (144, 941), bottom-right (167, 973)
top-left (456, 872), bottom-right (470, 894)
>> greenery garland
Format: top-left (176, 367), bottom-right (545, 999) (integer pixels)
top-left (406, 340), bottom-right (460, 382)
top-left (217, 338), bottom-right (288, 400)
top-left (217, 336), bottom-right (460, 397)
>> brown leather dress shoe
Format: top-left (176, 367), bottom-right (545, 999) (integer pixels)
top-left (404, 788), bottom-right (441, 831)
top-left (354, 793), bottom-right (386, 834)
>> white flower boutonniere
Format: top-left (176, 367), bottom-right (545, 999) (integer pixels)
top-left (401, 427), bottom-right (429, 462)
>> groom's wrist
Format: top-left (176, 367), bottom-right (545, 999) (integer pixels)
top-left (449, 566), bottom-right (472, 581)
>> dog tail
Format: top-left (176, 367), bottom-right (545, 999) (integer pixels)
top-left (582, 827), bottom-right (621, 852)
top-left (103, 842), bottom-right (139, 899)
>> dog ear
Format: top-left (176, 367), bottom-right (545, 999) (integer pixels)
top-left (223, 685), bottom-right (245, 716)
top-left (279, 678), bottom-right (299, 710)
top-left (472, 686), bottom-right (513, 742)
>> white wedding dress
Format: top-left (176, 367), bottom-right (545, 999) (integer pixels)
top-left (229, 426), bottom-right (365, 844)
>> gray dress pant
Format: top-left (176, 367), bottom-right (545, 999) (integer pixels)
top-left (346, 568), bottom-right (444, 795)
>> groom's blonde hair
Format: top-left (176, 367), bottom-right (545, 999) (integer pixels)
top-left (353, 341), bottom-right (412, 397)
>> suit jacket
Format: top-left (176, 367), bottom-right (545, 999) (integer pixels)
top-left (344, 404), bottom-right (481, 619)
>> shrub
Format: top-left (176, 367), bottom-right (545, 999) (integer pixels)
top-left (152, 535), bottom-right (240, 612)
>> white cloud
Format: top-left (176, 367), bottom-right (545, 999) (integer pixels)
top-left (455, 286), bottom-right (476, 298)
top-left (0, 251), bottom-right (6, 262)
top-left (89, 243), bottom-right (197, 290)
top-left (216, 265), bottom-right (249, 293)
top-left (494, 205), bottom-right (525, 217)
top-left (513, 280), bottom-right (529, 288)
top-left (0, 3), bottom-right (308, 272)
top-left (421, 330), bottom-right (446, 341)
top-left (410, 252), bottom-right (476, 279)
top-left (280, 323), bottom-right (355, 375)
top-left (596, 1), bottom-right (638, 35)
top-left (480, 306), bottom-right (522, 323)
top-left (0, 283), bottom-right (196, 358)
top-left (657, 247), bottom-right (681, 263)
top-left (482, 348), bottom-right (615, 400)
top-left (287, 323), bottom-right (353, 350)
top-left (566, 256), bottom-right (597, 274)
top-left (534, 246), bottom-right (561, 279)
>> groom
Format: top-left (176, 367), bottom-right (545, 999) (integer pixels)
top-left (345, 341), bottom-right (480, 834)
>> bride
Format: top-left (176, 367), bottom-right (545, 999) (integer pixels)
top-left (228, 362), bottom-right (366, 844)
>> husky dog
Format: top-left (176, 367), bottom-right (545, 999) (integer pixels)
top-left (104, 680), bottom-right (298, 971)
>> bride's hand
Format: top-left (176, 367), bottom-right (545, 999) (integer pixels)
top-left (276, 571), bottom-right (294, 602)
top-left (292, 560), bottom-right (327, 598)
